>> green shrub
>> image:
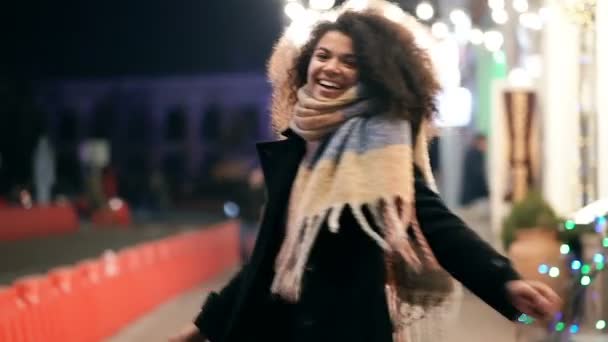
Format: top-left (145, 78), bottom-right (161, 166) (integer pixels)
top-left (501, 191), bottom-right (561, 250)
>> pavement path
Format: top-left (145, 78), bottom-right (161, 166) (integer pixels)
top-left (106, 270), bottom-right (236, 342)
top-left (106, 269), bottom-right (518, 342)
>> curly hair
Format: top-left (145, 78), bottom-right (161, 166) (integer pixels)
top-left (287, 10), bottom-right (440, 128)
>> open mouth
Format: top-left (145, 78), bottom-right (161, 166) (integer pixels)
top-left (318, 79), bottom-right (342, 90)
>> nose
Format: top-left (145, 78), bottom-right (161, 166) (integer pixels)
top-left (322, 58), bottom-right (341, 75)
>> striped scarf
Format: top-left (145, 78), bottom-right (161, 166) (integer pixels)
top-left (271, 85), bottom-right (459, 341)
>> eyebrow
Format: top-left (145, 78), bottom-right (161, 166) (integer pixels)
top-left (316, 47), bottom-right (356, 59)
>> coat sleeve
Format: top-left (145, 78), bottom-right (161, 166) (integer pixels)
top-left (194, 266), bottom-right (246, 341)
top-left (414, 172), bottom-right (521, 321)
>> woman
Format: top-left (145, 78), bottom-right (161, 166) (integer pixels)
top-left (171, 10), bottom-right (560, 342)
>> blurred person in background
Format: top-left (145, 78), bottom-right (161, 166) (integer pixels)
top-left (458, 133), bottom-right (491, 233)
top-left (101, 165), bottom-right (118, 200)
top-left (171, 10), bottom-right (559, 342)
top-left (33, 135), bottom-right (56, 205)
top-left (460, 133), bottom-right (489, 208)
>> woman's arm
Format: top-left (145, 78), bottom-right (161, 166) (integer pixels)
top-left (414, 172), bottom-right (520, 320)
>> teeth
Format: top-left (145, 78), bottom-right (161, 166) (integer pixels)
top-left (319, 80), bottom-right (340, 88)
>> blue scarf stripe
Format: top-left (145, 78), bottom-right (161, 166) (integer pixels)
top-left (311, 116), bottom-right (413, 168)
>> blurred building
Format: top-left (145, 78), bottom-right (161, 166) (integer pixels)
top-left (32, 74), bottom-right (272, 208)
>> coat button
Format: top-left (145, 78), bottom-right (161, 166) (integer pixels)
top-left (491, 258), bottom-right (507, 268)
top-left (301, 319), bottom-right (315, 327)
top-left (297, 312), bottom-right (315, 327)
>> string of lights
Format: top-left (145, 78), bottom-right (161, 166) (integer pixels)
top-left (525, 199), bottom-right (608, 335)
top-left (280, 0), bottom-right (550, 53)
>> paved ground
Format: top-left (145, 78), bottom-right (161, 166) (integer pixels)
top-left (106, 207), bottom-right (521, 342)
top-left (106, 269), bottom-right (236, 342)
top-left (106, 270), bottom-right (518, 342)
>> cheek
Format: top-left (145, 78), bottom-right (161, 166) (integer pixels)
top-left (346, 70), bottom-right (359, 86)
top-left (307, 62), bottom-right (320, 82)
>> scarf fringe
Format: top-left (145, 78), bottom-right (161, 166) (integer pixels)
top-left (391, 284), bottom-right (463, 342)
top-left (327, 204), bottom-right (344, 232)
top-left (273, 196), bottom-right (424, 301)
top-left (271, 211), bottom-right (327, 302)
top-left (351, 203), bottom-right (390, 250)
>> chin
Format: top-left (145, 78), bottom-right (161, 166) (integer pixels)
top-left (313, 88), bottom-right (345, 100)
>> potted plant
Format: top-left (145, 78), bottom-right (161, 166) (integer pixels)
top-left (501, 191), bottom-right (567, 311)
top-left (501, 191), bottom-right (561, 251)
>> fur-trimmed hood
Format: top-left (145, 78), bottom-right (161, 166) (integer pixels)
top-left (267, 34), bottom-right (300, 137)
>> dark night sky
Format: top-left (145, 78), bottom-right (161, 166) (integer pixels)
top-left (5, 0), bottom-right (285, 79)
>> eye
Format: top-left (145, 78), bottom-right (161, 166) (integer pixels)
top-left (315, 52), bottom-right (329, 61)
top-left (343, 58), bottom-right (357, 69)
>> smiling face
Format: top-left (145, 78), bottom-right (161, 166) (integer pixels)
top-left (306, 30), bottom-right (359, 100)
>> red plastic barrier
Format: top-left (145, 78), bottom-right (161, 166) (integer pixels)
top-left (0, 205), bottom-right (79, 241)
top-left (0, 287), bottom-right (25, 341)
top-left (12, 276), bottom-right (63, 342)
top-left (0, 220), bottom-right (239, 342)
top-left (74, 260), bottom-right (106, 341)
top-left (47, 267), bottom-right (80, 342)
top-left (97, 251), bottom-right (123, 336)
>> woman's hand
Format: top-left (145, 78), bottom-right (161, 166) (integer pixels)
top-left (168, 323), bottom-right (207, 342)
top-left (506, 280), bottom-right (561, 321)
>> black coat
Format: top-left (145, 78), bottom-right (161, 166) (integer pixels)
top-left (195, 132), bottom-right (521, 342)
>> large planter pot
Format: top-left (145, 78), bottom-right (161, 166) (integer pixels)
top-left (508, 228), bottom-right (568, 305)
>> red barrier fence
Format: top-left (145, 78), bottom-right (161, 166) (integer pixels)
top-left (0, 206), bottom-right (79, 241)
top-left (0, 220), bottom-right (239, 342)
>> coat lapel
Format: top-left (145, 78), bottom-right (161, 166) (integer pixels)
top-left (256, 132), bottom-right (305, 201)
top-left (248, 132), bottom-right (305, 267)
top-left (222, 132), bottom-right (306, 342)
